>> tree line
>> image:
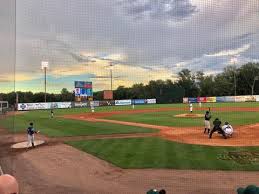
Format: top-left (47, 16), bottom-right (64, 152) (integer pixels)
top-left (1, 62), bottom-right (259, 105)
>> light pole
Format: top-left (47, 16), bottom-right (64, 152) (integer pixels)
top-left (230, 57), bottom-right (238, 96)
top-left (41, 61), bottom-right (49, 102)
top-left (109, 62), bottom-right (114, 91)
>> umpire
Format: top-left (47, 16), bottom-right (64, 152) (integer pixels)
top-left (209, 118), bottom-right (227, 139)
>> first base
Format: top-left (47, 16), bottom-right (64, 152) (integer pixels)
top-left (11, 140), bottom-right (45, 149)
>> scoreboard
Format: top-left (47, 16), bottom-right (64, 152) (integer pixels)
top-left (74, 81), bottom-right (93, 101)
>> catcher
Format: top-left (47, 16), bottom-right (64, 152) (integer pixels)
top-left (222, 122), bottom-right (234, 138)
top-left (209, 118), bottom-right (227, 139)
top-left (27, 122), bottom-right (40, 148)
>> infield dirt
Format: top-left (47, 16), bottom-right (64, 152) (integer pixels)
top-left (64, 107), bottom-right (259, 146)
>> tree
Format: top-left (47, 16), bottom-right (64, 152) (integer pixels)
top-left (213, 74), bottom-right (233, 96)
top-left (113, 86), bottom-right (131, 99)
top-left (238, 63), bottom-right (259, 95)
top-left (131, 83), bottom-right (146, 99)
top-left (60, 88), bottom-right (73, 101)
top-left (196, 71), bottom-right (215, 97)
top-left (177, 69), bottom-right (199, 97)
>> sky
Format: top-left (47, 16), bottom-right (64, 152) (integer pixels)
top-left (1, 0), bottom-right (259, 93)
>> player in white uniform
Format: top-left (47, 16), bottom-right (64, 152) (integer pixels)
top-left (189, 103), bottom-right (193, 113)
top-left (222, 122), bottom-right (234, 138)
top-left (90, 101), bottom-right (95, 112)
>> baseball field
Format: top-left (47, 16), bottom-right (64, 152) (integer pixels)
top-left (1, 102), bottom-right (259, 193)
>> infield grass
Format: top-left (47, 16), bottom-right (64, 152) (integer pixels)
top-left (67, 137), bottom-right (259, 170)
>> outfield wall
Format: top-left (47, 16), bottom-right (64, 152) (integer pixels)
top-left (17, 98), bottom-right (156, 111)
top-left (183, 95), bottom-right (258, 103)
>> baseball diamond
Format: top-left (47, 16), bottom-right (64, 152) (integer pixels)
top-left (1, 102), bottom-right (259, 194)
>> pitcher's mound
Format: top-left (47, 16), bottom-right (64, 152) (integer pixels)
top-left (174, 113), bottom-right (203, 118)
top-left (11, 140), bottom-right (45, 149)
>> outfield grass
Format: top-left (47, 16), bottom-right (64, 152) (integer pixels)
top-left (67, 137), bottom-right (259, 170)
top-left (105, 110), bottom-right (259, 127)
top-left (23, 102), bottom-right (259, 116)
top-left (0, 111), bottom-right (156, 137)
top-left (1, 102), bottom-right (259, 136)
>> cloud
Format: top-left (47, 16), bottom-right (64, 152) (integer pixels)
top-left (205, 44), bottom-right (251, 57)
top-left (2, 0), bottom-right (258, 93)
top-left (13, 58), bottom-right (174, 92)
top-left (0, 0), bottom-right (15, 76)
top-left (118, 0), bottom-right (197, 21)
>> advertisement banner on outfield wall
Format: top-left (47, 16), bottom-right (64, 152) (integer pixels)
top-left (224, 96), bottom-right (235, 102)
top-left (18, 102), bottom-right (72, 110)
top-left (132, 99), bottom-right (146, 104)
top-left (92, 101), bottom-right (100, 107)
top-left (146, 99), bottom-right (156, 104)
top-left (197, 97), bottom-right (207, 103)
top-left (244, 96), bottom-right (256, 102)
top-left (256, 96), bottom-right (259, 102)
top-left (216, 96), bottom-right (226, 102)
top-left (235, 96), bottom-right (246, 102)
top-left (74, 102), bottom-right (89, 107)
top-left (188, 98), bottom-right (197, 103)
top-left (50, 102), bottom-right (72, 109)
top-left (99, 101), bottom-right (115, 106)
top-left (183, 98), bottom-right (188, 103)
top-left (115, 99), bottom-right (132, 106)
top-left (206, 97), bottom-right (216, 103)
top-left (18, 103), bottom-right (48, 111)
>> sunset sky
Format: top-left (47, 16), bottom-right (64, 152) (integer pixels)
top-left (1, 0), bottom-right (259, 93)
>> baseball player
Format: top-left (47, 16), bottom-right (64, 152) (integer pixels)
top-left (50, 109), bottom-right (54, 118)
top-left (189, 102), bottom-right (193, 113)
top-left (90, 101), bottom-right (95, 113)
top-left (209, 118), bottom-right (227, 139)
top-left (132, 102), bottom-right (135, 109)
top-left (204, 110), bottom-right (211, 134)
top-left (222, 122), bottom-right (234, 138)
top-left (27, 122), bottom-right (39, 148)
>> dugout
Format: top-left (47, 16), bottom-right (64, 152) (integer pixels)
top-left (0, 101), bottom-right (9, 114)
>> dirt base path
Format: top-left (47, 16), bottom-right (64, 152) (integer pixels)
top-left (65, 111), bottom-right (259, 146)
